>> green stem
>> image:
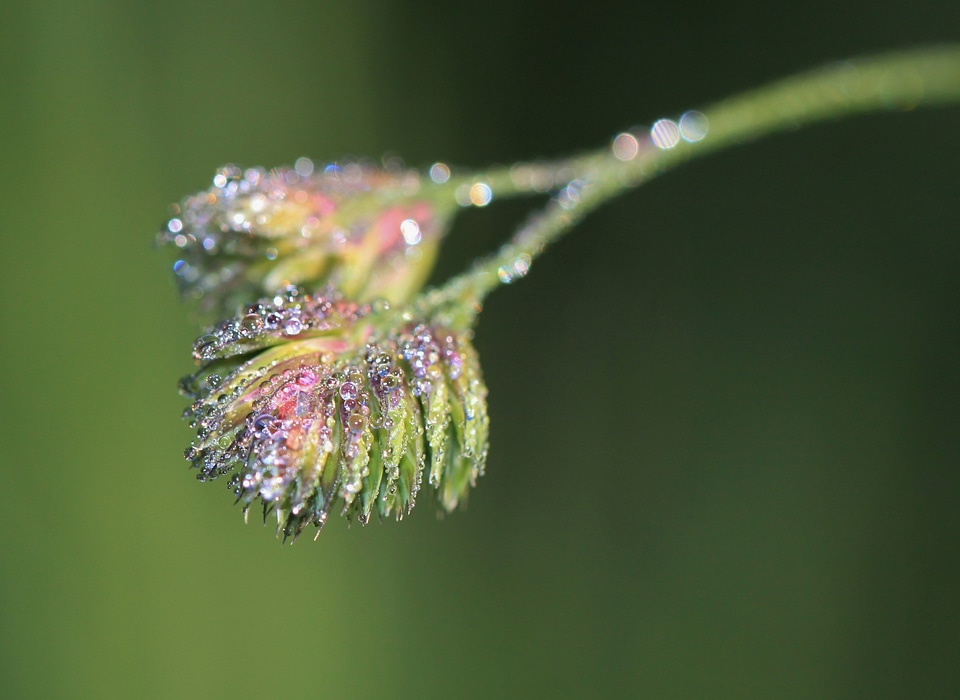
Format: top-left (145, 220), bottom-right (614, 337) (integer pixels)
top-left (420, 45), bottom-right (960, 328)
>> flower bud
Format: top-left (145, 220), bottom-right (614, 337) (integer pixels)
top-left (160, 160), bottom-right (456, 317)
top-left (181, 287), bottom-right (488, 541)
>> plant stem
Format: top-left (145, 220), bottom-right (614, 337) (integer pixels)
top-left (420, 45), bottom-right (960, 328)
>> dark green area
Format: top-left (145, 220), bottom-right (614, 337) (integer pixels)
top-left (1, 1), bottom-right (958, 697)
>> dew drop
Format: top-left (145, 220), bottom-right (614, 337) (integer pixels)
top-left (650, 118), bottom-right (681, 149)
top-left (252, 414), bottom-right (278, 438)
top-left (283, 317), bottom-right (303, 336)
top-left (429, 162), bottom-right (451, 184)
top-left (469, 182), bottom-right (492, 207)
top-left (294, 157), bottom-right (315, 177)
top-left (194, 334), bottom-right (219, 358)
top-left (400, 218), bottom-right (422, 245)
top-left (240, 314), bottom-right (263, 336)
top-left (612, 132), bottom-right (639, 160)
top-left (380, 373), bottom-right (399, 391)
top-left (297, 369), bottom-right (318, 387)
top-left (679, 110), bottom-right (709, 142)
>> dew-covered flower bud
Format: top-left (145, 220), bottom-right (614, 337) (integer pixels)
top-left (159, 159), bottom-right (457, 317)
top-left (180, 286), bottom-right (488, 541)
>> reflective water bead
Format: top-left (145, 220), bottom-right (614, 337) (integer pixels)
top-left (194, 334), bottom-right (219, 358)
top-left (240, 313), bottom-right (263, 336)
top-left (380, 372), bottom-right (399, 391)
top-left (297, 369), bottom-right (318, 387)
top-left (283, 317), bottom-right (303, 336)
top-left (252, 414), bottom-right (278, 437)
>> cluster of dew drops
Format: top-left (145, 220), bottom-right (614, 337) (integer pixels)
top-left (163, 117), bottom-right (729, 529)
top-left (187, 284), bottom-right (378, 364)
top-left (179, 281), bottom-right (479, 529)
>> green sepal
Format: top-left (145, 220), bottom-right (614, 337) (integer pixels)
top-left (377, 392), bottom-right (410, 514)
top-left (338, 414), bottom-right (374, 512)
top-left (316, 425), bottom-right (342, 521)
top-left (360, 401), bottom-right (385, 523)
top-left (440, 423), bottom-right (472, 512)
top-left (385, 396), bottom-right (424, 517)
top-left (424, 378), bottom-right (451, 488)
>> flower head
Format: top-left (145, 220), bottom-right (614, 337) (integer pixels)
top-left (159, 160), bottom-right (456, 317)
top-left (181, 286), bottom-right (488, 540)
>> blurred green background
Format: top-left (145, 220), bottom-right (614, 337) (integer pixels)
top-left (1, 1), bottom-right (958, 698)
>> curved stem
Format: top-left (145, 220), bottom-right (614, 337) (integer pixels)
top-left (420, 45), bottom-right (960, 328)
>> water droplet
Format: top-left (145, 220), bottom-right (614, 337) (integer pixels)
top-left (264, 312), bottom-right (282, 330)
top-left (612, 132), bottom-right (639, 160)
top-left (347, 413), bottom-right (365, 433)
top-left (380, 373), bottom-right (399, 391)
top-left (339, 381), bottom-right (358, 400)
top-left (650, 118), bottom-right (681, 149)
top-left (240, 314), bottom-right (263, 337)
top-left (469, 182), bottom-right (492, 207)
top-left (297, 369), bottom-right (318, 387)
top-left (294, 157), bottom-right (314, 177)
top-left (512, 253), bottom-right (531, 278)
top-left (429, 162), bottom-right (451, 184)
top-left (252, 414), bottom-right (278, 438)
top-left (283, 317), bottom-right (303, 336)
top-left (679, 110), bottom-right (708, 142)
top-left (194, 334), bottom-right (219, 358)
top-left (400, 218), bottom-right (421, 245)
